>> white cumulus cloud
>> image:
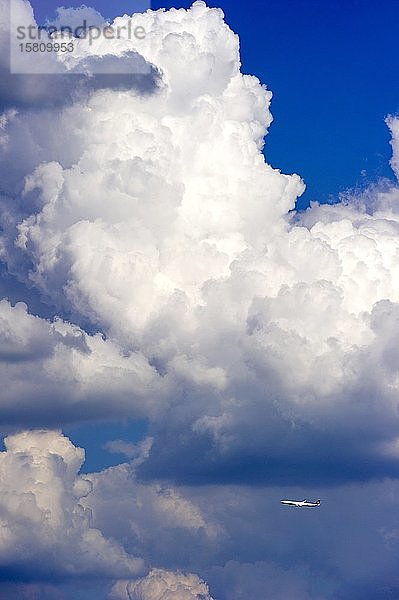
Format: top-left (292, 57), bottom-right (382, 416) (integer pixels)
top-left (0, 299), bottom-right (160, 425)
top-left (0, 430), bottom-right (144, 579)
top-left (110, 569), bottom-right (214, 600)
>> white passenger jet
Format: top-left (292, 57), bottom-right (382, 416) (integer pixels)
top-left (280, 499), bottom-right (321, 508)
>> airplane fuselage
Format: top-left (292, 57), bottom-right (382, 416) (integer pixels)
top-left (280, 499), bottom-right (321, 507)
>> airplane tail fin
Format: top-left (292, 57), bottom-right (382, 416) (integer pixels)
top-left (316, 499), bottom-right (321, 505)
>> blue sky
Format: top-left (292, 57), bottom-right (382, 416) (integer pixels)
top-left (30, 0), bottom-right (399, 209)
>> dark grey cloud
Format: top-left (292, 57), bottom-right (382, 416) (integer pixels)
top-left (84, 463), bottom-right (399, 600)
top-left (0, 53), bottom-right (160, 111)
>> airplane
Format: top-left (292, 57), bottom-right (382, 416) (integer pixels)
top-left (280, 499), bottom-right (321, 508)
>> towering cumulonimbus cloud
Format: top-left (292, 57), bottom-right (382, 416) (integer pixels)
top-left (1, 1), bottom-right (399, 597)
top-left (1, 0), bottom-right (399, 485)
